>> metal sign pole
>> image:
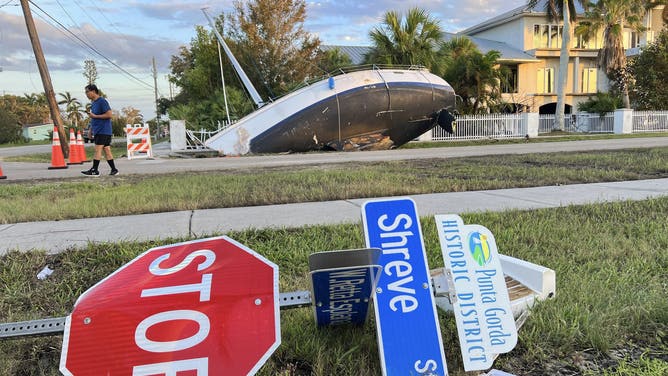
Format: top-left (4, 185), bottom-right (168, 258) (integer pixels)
top-left (0, 291), bottom-right (311, 339)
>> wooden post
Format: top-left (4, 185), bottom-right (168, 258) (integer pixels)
top-left (19, 0), bottom-right (68, 157)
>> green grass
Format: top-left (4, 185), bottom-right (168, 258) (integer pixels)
top-left (0, 140), bottom-right (51, 148)
top-left (3, 143), bottom-right (127, 163)
top-left (2, 147), bottom-right (668, 223)
top-left (1, 138), bottom-right (667, 374)
top-left (400, 131), bottom-right (668, 149)
top-left (1, 198), bottom-right (666, 375)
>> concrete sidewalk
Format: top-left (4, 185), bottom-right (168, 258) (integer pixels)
top-left (2, 178), bottom-right (666, 255)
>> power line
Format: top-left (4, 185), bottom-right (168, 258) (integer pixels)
top-left (0, 0), bottom-right (17, 9)
top-left (81, 0), bottom-right (124, 36)
top-left (27, 0), bottom-right (154, 90)
top-left (53, 0), bottom-right (97, 48)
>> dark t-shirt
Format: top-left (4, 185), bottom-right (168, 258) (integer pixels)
top-left (90, 97), bottom-right (112, 135)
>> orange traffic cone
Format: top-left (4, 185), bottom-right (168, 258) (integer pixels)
top-left (48, 127), bottom-right (68, 170)
top-left (0, 163), bottom-right (6, 179)
top-left (67, 128), bottom-right (82, 165)
top-left (77, 130), bottom-right (89, 162)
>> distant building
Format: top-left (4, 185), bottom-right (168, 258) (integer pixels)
top-left (22, 123), bottom-right (53, 141)
top-left (325, 1), bottom-right (666, 113)
top-left (458, 0), bottom-right (666, 113)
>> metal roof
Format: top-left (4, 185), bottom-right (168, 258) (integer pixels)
top-left (461, 0), bottom-right (590, 35)
top-left (320, 45), bottom-right (372, 65)
top-left (442, 33), bottom-right (539, 63)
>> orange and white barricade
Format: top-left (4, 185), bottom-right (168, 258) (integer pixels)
top-left (125, 124), bottom-right (153, 160)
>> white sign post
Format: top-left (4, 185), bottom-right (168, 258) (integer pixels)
top-left (435, 214), bottom-right (517, 371)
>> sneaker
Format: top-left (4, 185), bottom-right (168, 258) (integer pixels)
top-left (110, 169), bottom-right (119, 176)
top-left (81, 169), bottom-right (100, 176)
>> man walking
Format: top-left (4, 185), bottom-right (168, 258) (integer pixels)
top-left (81, 84), bottom-right (118, 176)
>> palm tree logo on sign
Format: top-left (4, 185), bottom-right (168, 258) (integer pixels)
top-left (469, 232), bottom-right (492, 267)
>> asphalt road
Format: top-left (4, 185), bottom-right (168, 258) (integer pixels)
top-left (2, 136), bottom-right (668, 182)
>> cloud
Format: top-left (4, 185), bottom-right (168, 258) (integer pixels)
top-left (305, 0), bottom-right (524, 45)
top-left (0, 11), bottom-right (181, 74)
top-left (0, 0), bottom-right (526, 118)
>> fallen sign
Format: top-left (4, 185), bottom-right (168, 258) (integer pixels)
top-left (309, 248), bottom-right (381, 326)
top-left (362, 197), bottom-right (449, 376)
top-left (0, 204), bottom-right (557, 375)
top-left (435, 214), bottom-right (517, 371)
top-left (59, 236), bottom-right (280, 376)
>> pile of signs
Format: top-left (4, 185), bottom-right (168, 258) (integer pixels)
top-left (0, 197), bottom-right (555, 376)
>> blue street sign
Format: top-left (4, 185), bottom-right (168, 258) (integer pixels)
top-left (311, 265), bottom-right (380, 326)
top-left (362, 198), bottom-right (448, 376)
top-left (309, 249), bottom-right (381, 327)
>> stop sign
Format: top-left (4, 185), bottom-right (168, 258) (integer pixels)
top-left (59, 236), bottom-right (280, 375)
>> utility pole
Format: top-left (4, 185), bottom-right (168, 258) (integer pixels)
top-left (19, 0), bottom-right (68, 156)
top-left (152, 57), bottom-right (160, 138)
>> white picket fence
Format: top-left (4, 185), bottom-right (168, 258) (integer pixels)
top-left (431, 113), bottom-right (528, 141)
top-left (538, 113), bottom-right (615, 133)
top-left (633, 111), bottom-right (668, 133)
top-left (428, 110), bottom-right (668, 141)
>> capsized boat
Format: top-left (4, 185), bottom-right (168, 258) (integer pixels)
top-left (202, 11), bottom-right (456, 155)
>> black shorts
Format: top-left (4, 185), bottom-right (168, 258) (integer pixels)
top-left (94, 134), bottom-right (112, 146)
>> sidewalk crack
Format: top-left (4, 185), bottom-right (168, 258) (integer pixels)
top-left (189, 210), bottom-right (195, 236)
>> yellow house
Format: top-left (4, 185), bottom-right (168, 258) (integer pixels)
top-left (459, 1), bottom-right (666, 113)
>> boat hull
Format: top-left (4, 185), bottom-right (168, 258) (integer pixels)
top-left (205, 68), bottom-right (455, 155)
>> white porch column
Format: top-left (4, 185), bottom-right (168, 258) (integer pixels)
top-left (613, 109), bottom-right (633, 134)
top-left (524, 112), bottom-right (539, 138)
top-left (169, 120), bottom-right (187, 151)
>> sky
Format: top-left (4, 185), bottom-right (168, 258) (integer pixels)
top-left (0, 0), bottom-right (527, 121)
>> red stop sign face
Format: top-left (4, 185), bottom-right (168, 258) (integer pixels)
top-left (59, 236), bottom-right (280, 375)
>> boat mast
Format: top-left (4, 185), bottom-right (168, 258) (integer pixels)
top-left (201, 8), bottom-right (264, 108)
top-left (217, 42), bottom-right (231, 126)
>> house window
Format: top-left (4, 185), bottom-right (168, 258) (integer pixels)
top-left (623, 31), bottom-right (641, 49)
top-left (501, 66), bottom-right (518, 93)
top-left (582, 68), bottom-right (597, 93)
top-left (533, 24), bottom-right (563, 48)
top-left (574, 34), bottom-right (592, 48)
top-left (537, 68), bottom-right (554, 94)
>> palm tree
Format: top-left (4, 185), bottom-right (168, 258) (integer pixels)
top-left (58, 92), bottom-right (84, 129)
top-left (528, 0), bottom-right (588, 130)
top-left (366, 8), bottom-right (443, 74)
top-left (440, 37), bottom-right (507, 114)
top-left (576, 0), bottom-right (648, 108)
top-left (22, 93), bottom-right (50, 123)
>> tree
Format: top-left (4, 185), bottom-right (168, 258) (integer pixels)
top-left (318, 48), bottom-right (353, 73)
top-left (440, 37), bottom-right (508, 114)
top-left (20, 93), bottom-right (50, 124)
top-left (0, 105), bottom-right (22, 144)
top-left (577, 0), bottom-right (647, 108)
top-left (168, 1), bottom-right (320, 129)
top-left (628, 29), bottom-right (668, 109)
top-left (528, 0), bottom-right (587, 130)
top-left (365, 8), bottom-right (443, 74)
top-left (226, 0), bottom-right (321, 99)
top-left (121, 106), bottom-right (143, 125)
top-left (58, 91), bottom-right (84, 129)
top-left (83, 59), bottom-right (98, 85)
top-left (577, 91), bottom-right (622, 114)
top-left (170, 25), bottom-right (226, 102)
